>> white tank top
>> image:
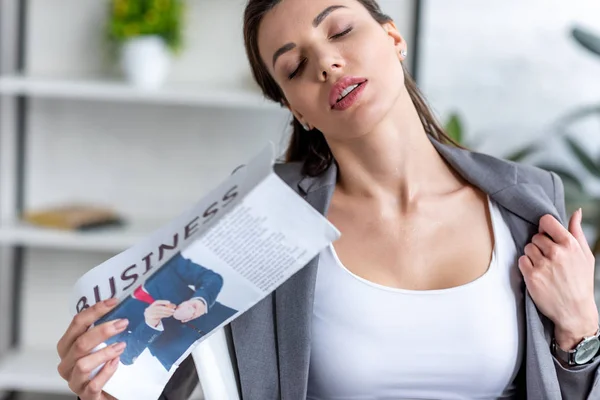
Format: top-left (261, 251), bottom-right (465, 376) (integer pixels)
top-left (307, 197), bottom-right (524, 400)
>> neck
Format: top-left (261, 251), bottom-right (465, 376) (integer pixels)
top-left (328, 89), bottom-right (462, 206)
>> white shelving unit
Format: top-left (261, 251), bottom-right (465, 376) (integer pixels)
top-left (0, 349), bottom-right (68, 394)
top-left (0, 1), bottom-right (288, 398)
top-left (0, 75), bottom-right (279, 110)
top-left (0, 218), bottom-right (166, 253)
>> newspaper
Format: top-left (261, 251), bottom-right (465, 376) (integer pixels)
top-left (70, 143), bottom-right (341, 400)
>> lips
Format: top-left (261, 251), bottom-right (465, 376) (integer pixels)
top-left (329, 76), bottom-right (368, 108)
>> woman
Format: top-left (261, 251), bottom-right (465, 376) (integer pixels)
top-left (57, 0), bottom-right (600, 399)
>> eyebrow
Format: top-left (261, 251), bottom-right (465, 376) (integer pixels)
top-left (272, 5), bottom-right (347, 68)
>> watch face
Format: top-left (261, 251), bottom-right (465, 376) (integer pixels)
top-left (574, 337), bottom-right (600, 365)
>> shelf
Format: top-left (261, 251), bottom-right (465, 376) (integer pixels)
top-left (0, 218), bottom-right (166, 252)
top-left (0, 75), bottom-right (283, 110)
top-left (0, 348), bottom-right (206, 398)
top-left (0, 348), bottom-right (70, 394)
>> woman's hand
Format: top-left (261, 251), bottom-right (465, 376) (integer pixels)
top-left (519, 209), bottom-right (599, 350)
top-left (144, 300), bottom-right (176, 328)
top-left (57, 298), bottom-right (128, 400)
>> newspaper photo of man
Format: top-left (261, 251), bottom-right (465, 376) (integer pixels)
top-left (99, 252), bottom-right (238, 372)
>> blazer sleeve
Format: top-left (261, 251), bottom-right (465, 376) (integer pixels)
top-left (550, 171), bottom-right (600, 399)
top-left (173, 253), bottom-right (224, 310)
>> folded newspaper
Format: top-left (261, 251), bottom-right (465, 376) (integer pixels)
top-left (70, 143), bottom-right (341, 400)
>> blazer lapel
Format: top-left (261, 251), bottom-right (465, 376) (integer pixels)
top-left (497, 205), bottom-right (562, 399)
top-left (433, 139), bottom-right (564, 398)
top-left (275, 165), bottom-right (337, 399)
top-left (271, 137), bottom-right (565, 399)
top-left (430, 138), bottom-right (561, 223)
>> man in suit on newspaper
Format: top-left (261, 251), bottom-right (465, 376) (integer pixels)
top-left (99, 252), bottom-right (238, 372)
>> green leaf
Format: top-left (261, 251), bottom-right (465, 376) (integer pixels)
top-left (445, 114), bottom-right (463, 144)
top-left (571, 26), bottom-right (600, 58)
top-left (557, 105), bottom-right (600, 128)
top-left (505, 143), bottom-right (539, 162)
top-left (563, 136), bottom-right (600, 177)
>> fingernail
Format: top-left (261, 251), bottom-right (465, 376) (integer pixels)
top-left (111, 357), bottom-right (120, 367)
top-left (105, 298), bottom-right (118, 307)
top-left (112, 342), bottom-right (126, 352)
top-left (113, 319), bottom-right (129, 330)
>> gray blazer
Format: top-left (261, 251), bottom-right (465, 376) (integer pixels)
top-left (162, 137), bottom-right (600, 400)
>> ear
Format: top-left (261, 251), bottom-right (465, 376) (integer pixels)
top-left (382, 21), bottom-right (407, 58)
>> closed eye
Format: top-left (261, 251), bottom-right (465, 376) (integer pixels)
top-left (331, 26), bottom-right (353, 39)
top-left (288, 59), bottom-right (307, 80)
top-left (287, 27), bottom-right (353, 80)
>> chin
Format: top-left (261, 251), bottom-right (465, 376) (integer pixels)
top-left (355, 93), bottom-right (397, 131)
top-left (323, 86), bottom-right (398, 139)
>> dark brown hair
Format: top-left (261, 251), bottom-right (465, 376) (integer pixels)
top-left (244, 0), bottom-right (459, 176)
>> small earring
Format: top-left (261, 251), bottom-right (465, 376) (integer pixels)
top-left (301, 122), bottom-right (311, 131)
top-left (400, 49), bottom-right (408, 58)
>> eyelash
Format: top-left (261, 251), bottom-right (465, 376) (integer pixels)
top-left (331, 26), bottom-right (353, 39)
top-left (287, 26), bottom-right (353, 80)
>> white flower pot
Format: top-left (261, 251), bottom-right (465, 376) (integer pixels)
top-left (120, 35), bottom-right (172, 89)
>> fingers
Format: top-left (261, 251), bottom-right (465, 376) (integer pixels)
top-left (524, 242), bottom-right (545, 267)
top-left (85, 357), bottom-right (120, 399)
top-left (531, 233), bottom-right (557, 258)
top-left (568, 208), bottom-right (593, 257)
top-left (67, 342), bottom-right (126, 395)
top-left (145, 302), bottom-right (176, 324)
top-left (183, 305), bottom-right (206, 323)
top-left (80, 357), bottom-right (120, 400)
top-left (540, 212), bottom-right (594, 261)
top-left (539, 214), bottom-right (570, 245)
top-left (193, 301), bottom-right (207, 316)
top-left (518, 254), bottom-right (534, 276)
top-left (149, 307), bottom-right (175, 319)
top-left (58, 298), bottom-right (118, 359)
top-left (59, 318), bottom-right (129, 381)
top-left (152, 300), bottom-right (176, 309)
top-left (147, 302), bottom-right (176, 318)
top-left (568, 208), bottom-right (582, 237)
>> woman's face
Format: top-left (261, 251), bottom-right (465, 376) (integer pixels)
top-left (258, 0), bottom-right (407, 141)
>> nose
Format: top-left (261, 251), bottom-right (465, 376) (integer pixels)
top-left (316, 53), bottom-right (344, 82)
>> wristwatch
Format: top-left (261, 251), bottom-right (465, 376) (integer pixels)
top-left (552, 326), bottom-right (600, 366)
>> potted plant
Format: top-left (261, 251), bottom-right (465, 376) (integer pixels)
top-left (106, 0), bottom-right (186, 89)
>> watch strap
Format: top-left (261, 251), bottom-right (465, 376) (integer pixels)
top-left (552, 325), bottom-right (600, 366)
top-left (552, 338), bottom-right (577, 365)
